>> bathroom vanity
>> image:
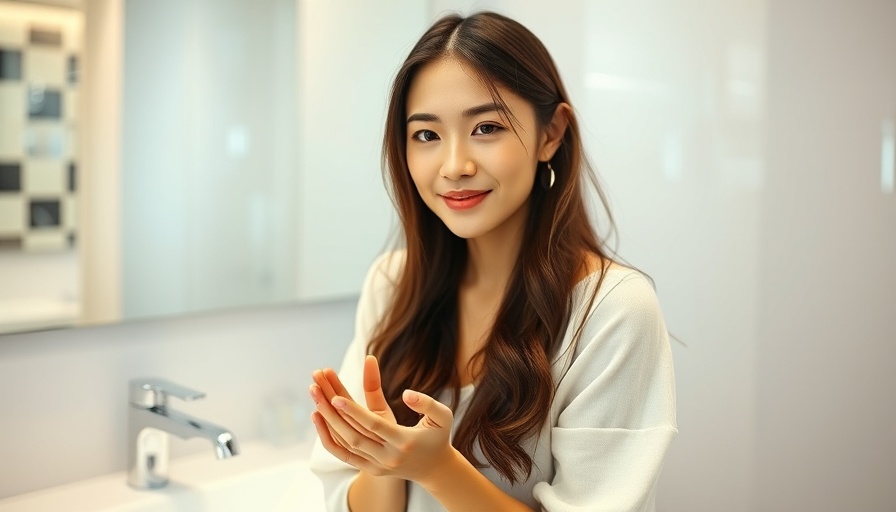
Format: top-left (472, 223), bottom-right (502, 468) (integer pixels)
top-left (0, 441), bottom-right (325, 511)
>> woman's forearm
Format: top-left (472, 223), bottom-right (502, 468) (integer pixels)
top-left (347, 471), bottom-right (407, 512)
top-left (418, 448), bottom-right (535, 512)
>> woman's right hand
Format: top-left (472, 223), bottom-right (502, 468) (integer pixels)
top-left (311, 356), bottom-right (409, 512)
top-left (310, 355), bottom-right (397, 462)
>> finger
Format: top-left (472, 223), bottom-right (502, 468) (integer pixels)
top-left (312, 411), bottom-right (353, 457)
top-left (362, 356), bottom-right (394, 416)
top-left (312, 372), bottom-right (365, 428)
top-left (402, 389), bottom-right (453, 429)
top-left (313, 389), bottom-right (386, 459)
top-left (323, 368), bottom-right (353, 398)
top-left (332, 395), bottom-right (403, 446)
top-left (312, 412), bottom-right (365, 465)
top-left (322, 417), bottom-right (369, 456)
top-left (311, 384), bottom-right (385, 443)
top-left (313, 370), bottom-right (350, 403)
top-left (313, 408), bottom-right (351, 450)
top-left (311, 411), bottom-right (341, 448)
top-left (312, 413), bottom-right (385, 476)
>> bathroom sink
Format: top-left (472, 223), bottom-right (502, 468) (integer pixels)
top-left (0, 441), bottom-right (326, 511)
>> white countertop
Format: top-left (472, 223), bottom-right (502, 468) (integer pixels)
top-left (0, 440), bottom-right (326, 511)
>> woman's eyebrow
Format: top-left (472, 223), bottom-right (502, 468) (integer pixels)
top-left (462, 102), bottom-right (501, 118)
top-left (407, 112), bottom-right (439, 123)
top-left (406, 103), bottom-right (501, 124)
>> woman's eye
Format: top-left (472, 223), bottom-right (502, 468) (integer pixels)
top-left (474, 123), bottom-right (502, 136)
top-left (412, 130), bottom-right (439, 142)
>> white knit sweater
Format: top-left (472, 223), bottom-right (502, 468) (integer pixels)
top-left (310, 251), bottom-right (678, 511)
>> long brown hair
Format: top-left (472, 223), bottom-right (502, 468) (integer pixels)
top-left (371, 11), bottom-right (616, 483)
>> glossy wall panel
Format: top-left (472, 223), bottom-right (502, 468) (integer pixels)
top-left (756, 0), bottom-right (896, 510)
top-left (577, 3), bottom-right (764, 510)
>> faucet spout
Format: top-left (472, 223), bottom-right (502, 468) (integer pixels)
top-left (134, 406), bottom-right (240, 456)
top-left (127, 378), bottom-right (239, 489)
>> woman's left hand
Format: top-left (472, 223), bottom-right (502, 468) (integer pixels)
top-left (312, 366), bottom-right (456, 484)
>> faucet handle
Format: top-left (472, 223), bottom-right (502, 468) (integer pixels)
top-left (129, 377), bottom-right (206, 409)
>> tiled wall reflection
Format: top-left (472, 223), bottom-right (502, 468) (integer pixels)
top-left (0, 4), bottom-right (81, 252)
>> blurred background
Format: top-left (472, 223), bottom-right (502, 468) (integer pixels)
top-left (0, 0), bottom-right (894, 510)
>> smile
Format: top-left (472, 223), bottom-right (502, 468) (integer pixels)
top-left (440, 190), bottom-right (491, 210)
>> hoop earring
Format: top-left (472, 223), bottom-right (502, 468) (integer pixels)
top-left (540, 161), bottom-right (556, 190)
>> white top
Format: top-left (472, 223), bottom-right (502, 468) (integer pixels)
top-left (309, 251), bottom-right (678, 512)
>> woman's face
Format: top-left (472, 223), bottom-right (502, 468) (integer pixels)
top-left (405, 57), bottom-right (547, 242)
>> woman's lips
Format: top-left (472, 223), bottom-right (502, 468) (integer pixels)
top-left (440, 190), bottom-right (491, 210)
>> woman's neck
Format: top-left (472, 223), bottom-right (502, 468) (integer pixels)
top-left (462, 217), bottom-right (525, 295)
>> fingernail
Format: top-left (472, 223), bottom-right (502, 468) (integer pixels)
top-left (331, 397), bottom-right (346, 409)
top-left (309, 385), bottom-right (319, 404)
top-left (403, 389), bottom-right (419, 404)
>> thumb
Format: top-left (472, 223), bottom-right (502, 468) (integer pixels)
top-left (402, 389), bottom-right (452, 429)
top-left (362, 355), bottom-right (392, 415)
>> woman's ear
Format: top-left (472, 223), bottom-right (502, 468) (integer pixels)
top-left (538, 103), bottom-right (572, 161)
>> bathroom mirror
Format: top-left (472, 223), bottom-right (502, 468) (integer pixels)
top-left (0, 0), bottom-right (425, 335)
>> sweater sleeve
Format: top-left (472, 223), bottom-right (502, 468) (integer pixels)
top-left (308, 251), bottom-right (402, 512)
top-left (533, 273), bottom-right (678, 512)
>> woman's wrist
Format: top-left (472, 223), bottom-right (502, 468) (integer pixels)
top-left (415, 446), bottom-right (466, 496)
top-left (415, 447), bottom-right (535, 512)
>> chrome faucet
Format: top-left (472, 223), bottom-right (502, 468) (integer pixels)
top-left (127, 378), bottom-right (239, 489)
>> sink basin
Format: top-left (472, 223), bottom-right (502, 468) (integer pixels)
top-left (0, 441), bottom-right (326, 511)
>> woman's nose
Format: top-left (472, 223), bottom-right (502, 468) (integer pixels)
top-left (440, 142), bottom-right (476, 180)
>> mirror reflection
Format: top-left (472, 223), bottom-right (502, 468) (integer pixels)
top-left (120, 0), bottom-right (300, 321)
top-left (0, 0), bottom-right (401, 334)
top-left (0, 1), bottom-right (82, 333)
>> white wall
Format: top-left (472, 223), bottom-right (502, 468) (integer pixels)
top-left (0, 298), bottom-right (357, 498)
top-left (755, 1), bottom-right (896, 510)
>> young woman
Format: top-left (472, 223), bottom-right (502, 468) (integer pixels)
top-left (308, 11), bottom-right (677, 512)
